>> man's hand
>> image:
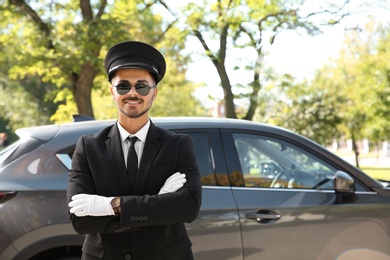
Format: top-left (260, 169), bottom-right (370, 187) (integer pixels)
top-left (158, 172), bottom-right (187, 195)
top-left (69, 194), bottom-right (115, 217)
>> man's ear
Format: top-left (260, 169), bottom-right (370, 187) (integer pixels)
top-left (110, 87), bottom-right (115, 99)
top-left (152, 88), bottom-right (158, 101)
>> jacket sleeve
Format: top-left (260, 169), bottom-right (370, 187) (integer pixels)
top-left (120, 134), bottom-right (202, 228)
top-left (67, 135), bottom-right (123, 234)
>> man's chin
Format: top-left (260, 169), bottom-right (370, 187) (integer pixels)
top-left (121, 108), bottom-right (149, 119)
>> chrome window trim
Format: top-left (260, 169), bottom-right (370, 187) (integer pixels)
top-left (231, 186), bottom-right (377, 195)
top-left (202, 186), bottom-right (231, 190)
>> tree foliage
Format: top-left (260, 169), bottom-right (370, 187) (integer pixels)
top-left (1, 0), bottom-right (206, 124)
top-left (162, 0), bottom-right (352, 119)
top-left (268, 21), bottom-right (390, 167)
top-left (268, 76), bottom-right (343, 145)
top-left (0, 75), bottom-right (57, 141)
top-left (1, 0), bottom-right (389, 157)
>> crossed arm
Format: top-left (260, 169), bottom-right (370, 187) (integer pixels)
top-left (67, 133), bottom-right (202, 234)
top-left (68, 172), bottom-right (186, 217)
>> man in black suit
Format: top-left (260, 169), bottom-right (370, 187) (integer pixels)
top-left (67, 41), bottom-right (202, 260)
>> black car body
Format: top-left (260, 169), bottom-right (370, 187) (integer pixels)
top-left (1, 117), bottom-right (390, 260)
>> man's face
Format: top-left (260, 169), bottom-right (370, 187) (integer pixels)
top-left (110, 68), bottom-right (157, 119)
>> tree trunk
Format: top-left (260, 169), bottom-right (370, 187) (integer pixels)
top-left (351, 132), bottom-right (360, 168)
top-left (193, 25), bottom-right (236, 118)
top-left (244, 84), bottom-right (259, 121)
top-left (215, 63), bottom-right (236, 118)
top-left (73, 61), bottom-right (96, 118)
top-left (244, 50), bottom-right (264, 121)
top-left (244, 68), bottom-right (261, 120)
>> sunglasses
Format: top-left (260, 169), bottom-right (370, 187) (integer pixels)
top-left (114, 82), bottom-right (156, 96)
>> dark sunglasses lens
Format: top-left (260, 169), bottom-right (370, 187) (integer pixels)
top-left (135, 84), bottom-right (151, 96)
top-left (116, 83), bottom-right (131, 95)
top-left (115, 83), bottom-right (152, 96)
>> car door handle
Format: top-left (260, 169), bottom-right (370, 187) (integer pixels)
top-left (245, 209), bottom-right (281, 223)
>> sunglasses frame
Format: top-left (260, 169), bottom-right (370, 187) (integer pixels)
top-left (114, 82), bottom-right (156, 96)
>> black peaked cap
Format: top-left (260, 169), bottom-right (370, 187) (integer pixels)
top-left (104, 41), bottom-right (166, 83)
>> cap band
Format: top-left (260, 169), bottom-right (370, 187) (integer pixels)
top-left (108, 56), bottom-right (161, 82)
top-left (109, 62), bottom-right (159, 77)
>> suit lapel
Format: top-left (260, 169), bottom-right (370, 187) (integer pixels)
top-left (105, 124), bottom-right (132, 195)
top-left (134, 122), bottom-right (162, 194)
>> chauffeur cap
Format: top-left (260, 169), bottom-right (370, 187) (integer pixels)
top-left (104, 41), bottom-right (166, 84)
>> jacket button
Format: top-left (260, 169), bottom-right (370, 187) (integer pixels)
top-left (125, 255), bottom-right (131, 260)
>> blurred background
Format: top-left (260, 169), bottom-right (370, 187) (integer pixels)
top-left (0, 0), bottom-right (389, 176)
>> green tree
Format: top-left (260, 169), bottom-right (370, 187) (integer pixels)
top-left (163, 0), bottom-right (352, 119)
top-left (48, 24), bottom-right (207, 121)
top-left (269, 75), bottom-right (343, 146)
top-left (270, 21), bottom-right (390, 168)
top-left (368, 25), bottom-right (390, 141)
top-left (1, 0), bottom-right (175, 119)
top-left (0, 76), bottom-right (57, 138)
top-left (328, 23), bottom-right (390, 167)
top-left (1, 0), bottom-right (206, 123)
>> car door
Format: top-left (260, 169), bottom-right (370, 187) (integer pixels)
top-left (221, 129), bottom-right (390, 260)
top-left (174, 129), bottom-right (243, 260)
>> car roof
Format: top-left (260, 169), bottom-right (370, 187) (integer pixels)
top-left (154, 117), bottom-right (285, 130)
top-left (16, 117), bottom-right (319, 149)
top-left (16, 117), bottom-right (300, 143)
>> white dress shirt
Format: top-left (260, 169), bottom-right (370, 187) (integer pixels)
top-left (117, 119), bottom-right (150, 168)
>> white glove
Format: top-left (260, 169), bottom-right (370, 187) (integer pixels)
top-left (69, 194), bottom-right (115, 217)
top-left (158, 172), bottom-right (187, 195)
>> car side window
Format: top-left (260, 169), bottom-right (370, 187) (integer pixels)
top-left (185, 132), bottom-right (217, 186)
top-left (233, 133), bottom-right (336, 190)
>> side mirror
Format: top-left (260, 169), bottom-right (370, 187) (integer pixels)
top-left (333, 170), bottom-right (355, 193)
top-left (333, 171), bottom-right (356, 204)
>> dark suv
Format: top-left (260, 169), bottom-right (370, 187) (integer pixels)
top-left (1, 117), bottom-right (390, 260)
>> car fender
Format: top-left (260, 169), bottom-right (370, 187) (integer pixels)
top-left (0, 223), bottom-right (84, 260)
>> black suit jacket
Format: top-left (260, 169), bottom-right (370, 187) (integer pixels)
top-left (67, 121), bottom-right (202, 260)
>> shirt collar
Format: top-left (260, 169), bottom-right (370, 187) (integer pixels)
top-left (117, 119), bottom-right (150, 144)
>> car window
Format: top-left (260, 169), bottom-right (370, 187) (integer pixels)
top-left (182, 132), bottom-right (217, 186)
top-left (56, 145), bottom-right (75, 170)
top-left (233, 133), bottom-right (336, 190)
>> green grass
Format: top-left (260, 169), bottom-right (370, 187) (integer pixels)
top-left (361, 167), bottom-right (390, 181)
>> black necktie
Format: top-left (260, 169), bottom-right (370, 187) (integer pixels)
top-left (127, 136), bottom-right (138, 191)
